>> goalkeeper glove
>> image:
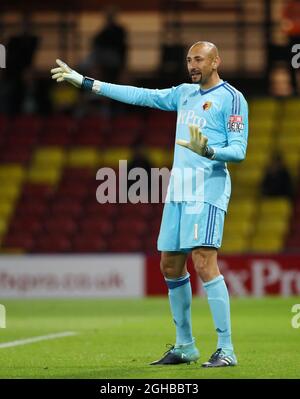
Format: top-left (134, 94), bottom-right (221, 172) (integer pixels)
top-left (50, 59), bottom-right (83, 87)
top-left (176, 124), bottom-right (215, 159)
top-left (50, 59), bottom-right (100, 91)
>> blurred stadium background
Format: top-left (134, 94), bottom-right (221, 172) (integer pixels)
top-left (0, 1), bottom-right (299, 302)
top-left (1, 0), bottom-right (300, 380)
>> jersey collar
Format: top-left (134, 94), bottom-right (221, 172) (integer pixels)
top-left (199, 80), bottom-right (225, 95)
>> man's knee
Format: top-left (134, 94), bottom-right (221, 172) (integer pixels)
top-left (192, 247), bottom-right (218, 278)
top-left (160, 252), bottom-right (187, 279)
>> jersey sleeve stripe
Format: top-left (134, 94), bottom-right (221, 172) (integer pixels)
top-left (225, 83), bottom-right (241, 114)
top-left (223, 84), bottom-right (237, 114)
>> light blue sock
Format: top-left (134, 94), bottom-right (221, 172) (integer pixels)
top-left (203, 275), bottom-right (233, 352)
top-left (165, 273), bottom-right (193, 346)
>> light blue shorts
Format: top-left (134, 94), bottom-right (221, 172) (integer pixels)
top-left (157, 202), bottom-right (225, 252)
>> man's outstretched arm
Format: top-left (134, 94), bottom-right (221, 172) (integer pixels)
top-left (50, 59), bottom-right (179, 111)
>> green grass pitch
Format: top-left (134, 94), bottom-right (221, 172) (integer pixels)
top-left (0, 297), bottom-right (299, 379)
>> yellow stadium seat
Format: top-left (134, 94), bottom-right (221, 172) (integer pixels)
top-left (242, 151), bottom-right (270, 168)
top-left (256, 219), bottom-right (289, 235)
top-left (0, 183), bottom-right (21, 202)
top-left (102, 148), bottom-right (132, 168)
top-left (220, 236), bottom-right (249, 254)
top-left (230, 184), bottom-right (259, 199)
top-left (0, 202), bottom-right (15, 219)
top-left (0, 219), bottom-right (8, 235)
top-left (259, 198), bottom-right (292, 218)
top-left (284, 99), bottom-right (300, 118)
top-left (27, 167), bottom-right (62, 185)
top-left (277, 135), bottom-right (300, 149)
top-left (247, 136), bottom-right (272, 152)
top-left (249, 120), bottom-right (274, 135)
top-left (147, 148), bottom-right (173, 168)
top-left (33, 147), bottom-right (65, 166)
top-left (0, 164), bottom-right (25, 183)
top-left (68, 148), bottom-right (100, 168)
top-left (250, 236), bottom-right (284, 253)
top-left (281, 120), bottom-right (300, 135)
top-left (234, 168), bottom-right (263, 188)
top-left (227, 199), bottom-right (256, 218)
top-left (224, 218), bottom-right (253, 237)
top-left (249, 98), bottom-right (279, 117)
top-left (281, 152), bottom-right (300, 179)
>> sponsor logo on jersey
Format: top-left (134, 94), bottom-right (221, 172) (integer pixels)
top-left (202, 101), bottom-right (212, 111)
top-left (177, 110), bottom-right (207, 128)
top-left (227, 115), bottom-right (244, 132)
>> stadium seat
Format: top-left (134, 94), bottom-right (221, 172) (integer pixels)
top-left (67, 147), bottom-right (100, 168)
top-left (27, 167), bottom-right (62, 185)
top-left (33, 235), bottom-right (72, 253)
top-left (147, 147), bottom-right (173, 168)
top-left (0, 146), bottom-right (33, 163)
top-left (50, 199), bottom-right (83, 218)
top-left (219, 236), bottom-right (249, 254)
top-left (259, 198), bottom-right (292, 218)
top-left (250, 236), bottom-right (284, 253)
top-left (107, 236), bottom-right (142, 252)
top-left (79, 218), bottom-right (113, 235)
top-left (0, 183), bottom-right (22, 202)
top-left (33, 147), bottom-right (66, 167)
top-left (77, 116), bottom-right (110, 134)
top-left (283, 99), bottom-right (300, 119)
top-left (249, 98), bottom-right (279, 117)
top-left (227, 199), bottom-right (255, 219)
top-left (0, 202), bottom-right (16, 219)
top-left (102, 147), bottom-right (132, 168)
top-left (44, 217), bottom-right (77, 235)
top-left (15, 201), bottom-right (47, 218)
top-left (224, 219), bottom-right (253, 236)
top-left (84, 201), bottom-right (118, 218)
top-left (0, 164), bottom-right (25, 183)
top-left (2, 232), bottom-right (34, 252)
top-left (113, 115), bottom-right (143, 130)
top-left (72, 235), bottom-right (107, 252)
top-left (115, 219), bottom-right (147, 236)
top-left (72, 131), bottom-right (104, 146)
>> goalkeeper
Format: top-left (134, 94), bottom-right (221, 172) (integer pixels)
top-left (51, 41), bottom-right (248, 368)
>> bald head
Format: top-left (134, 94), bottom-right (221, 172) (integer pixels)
top-left (186, 41), bottom-right (221, 87)
top-left (189, 41), bottom-right (219, 60)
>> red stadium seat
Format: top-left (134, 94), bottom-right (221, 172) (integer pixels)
top-left (72, 235), bottom-right (107, 252)
top-left (84, 201), bottom-right (118, 218)
top-left (44, 217), bottom-right (77, 235)
top-left (113, 115), bottom-right (143, 130)
top-left (107, 236), bottom-right (142, 252)
top-left (50, 200), bottom-right (83, 218)
top-left (77, 116), bottom-right (110, 134)
top-left (33, 234), bottom-right (72, 253)
top-left (15, 201), bottom-right (47, 218)
top-left (107, 130), bottom-right (139, 146)
top-left (43, 115), bottom-right (75, 133)
top-left (79, 218), bottom-right (113, 235)
top-left (72, 131), bottom-right (104, 146)
top-left (10, 115), bottom-right (42, 133)
top-left (115, 219), bottom-right (147, 236)
top-left (0, 146), bottom-right (33, 163)
top-left (2, 232), bottom-right (34, 251)
top-left (56, 183), bottom-right (88, 200)
top-left (8, 217), bottom-right (43, 235)
top-left (20, 183), bottom-right (54, 201)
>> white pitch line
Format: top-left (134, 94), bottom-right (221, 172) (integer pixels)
top-left (0, 331), bottom-right (77, 349)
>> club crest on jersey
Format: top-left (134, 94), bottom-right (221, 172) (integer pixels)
top-left (202, 101), bottom-right (212, 111)
top-left (227, 115), bottom-right (244, 132)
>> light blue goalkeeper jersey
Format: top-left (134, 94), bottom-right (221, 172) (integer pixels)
top-left (98, 80), bottom-right (248, 212)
